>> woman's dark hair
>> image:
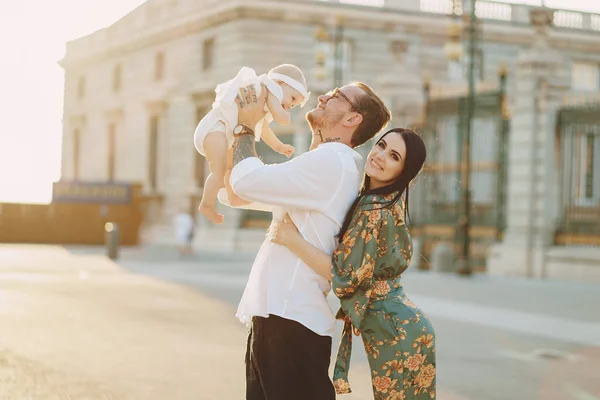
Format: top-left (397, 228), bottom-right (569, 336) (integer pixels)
top-left (337, 128), bottom-right (427, 240)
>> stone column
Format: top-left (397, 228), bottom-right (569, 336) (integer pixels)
top-left (139, 100), bottom-right (169, 245)
top-left (103, 107), bottom-right (124, 181)
top-left (375, 35), bottom-right (428, 257)
top-left (376, 37), bottom-right (424, 131)
top-left (63, 114), bottom-right (86, 181)
top-left (161, 95), bottom-right (197, 230)
top-left (487, 7), bottom-right (569, 278)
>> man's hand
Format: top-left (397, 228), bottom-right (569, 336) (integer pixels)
top-left (236, 83), bottom-right (268, 128)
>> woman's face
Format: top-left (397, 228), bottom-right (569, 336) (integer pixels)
top-left (365, 132), bottom-right (407, 189)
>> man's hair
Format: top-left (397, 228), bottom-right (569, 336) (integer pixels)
top-left (350, 82), bottom-right (391, 148)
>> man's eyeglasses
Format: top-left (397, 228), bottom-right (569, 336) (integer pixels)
top-left (327, 88), bottom-right (361, 114)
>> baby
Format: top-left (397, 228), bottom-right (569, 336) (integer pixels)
top-left (193, 64), bottom-right (310, 224)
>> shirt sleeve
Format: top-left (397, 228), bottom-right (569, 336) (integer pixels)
top-left (229, 149), bottom-right (342, 210)
top-left (217, 189), bottom-right (272, 212)
top-left (331, 205), bottom-right (393, 330)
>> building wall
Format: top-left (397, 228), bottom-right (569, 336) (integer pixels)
top-left (59, 0), bottom-right (600, 252)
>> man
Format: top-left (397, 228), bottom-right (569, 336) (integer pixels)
top-left (225, 82), bottom-right (391, 400)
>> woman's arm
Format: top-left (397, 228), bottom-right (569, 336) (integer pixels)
top-left (282, 233), bottom-right (332, 280)
top-left (271, 217), bottom-right (332, 280)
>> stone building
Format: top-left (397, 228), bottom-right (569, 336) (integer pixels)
top-left (59, 0), bottom-right (600, 281)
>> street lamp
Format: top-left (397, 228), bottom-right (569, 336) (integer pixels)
top-left (443, 0), bottom-right (479, 276)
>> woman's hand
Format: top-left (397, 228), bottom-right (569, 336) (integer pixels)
top-left (270, 214), bottom-right (300, 247)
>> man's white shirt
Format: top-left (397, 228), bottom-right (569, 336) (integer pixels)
top-left (220, 142), bottom-right (362, 337)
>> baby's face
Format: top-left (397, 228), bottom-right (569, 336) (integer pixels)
top-left (280, 83), bottom-right (305, 111)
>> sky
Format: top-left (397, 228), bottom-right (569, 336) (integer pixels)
top-left (0, 0), bottom-right (598, 204)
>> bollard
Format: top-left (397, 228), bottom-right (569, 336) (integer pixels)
top-left (105, 222), bottom-right (120, 260)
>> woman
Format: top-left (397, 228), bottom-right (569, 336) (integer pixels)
top-left (271, 128), bottom-right (435, 399)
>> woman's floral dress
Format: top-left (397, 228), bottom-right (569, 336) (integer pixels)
top-left (331, 193), bottom-right (436, 400)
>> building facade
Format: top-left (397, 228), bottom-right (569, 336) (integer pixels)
top-left (60, 0), bottom-right (600, 281)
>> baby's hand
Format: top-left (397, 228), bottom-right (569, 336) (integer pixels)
top-left (277, 144), bottom-right (295, 158)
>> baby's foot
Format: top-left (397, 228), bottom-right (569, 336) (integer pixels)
top-left (198, 203), bottom-right (224, 224)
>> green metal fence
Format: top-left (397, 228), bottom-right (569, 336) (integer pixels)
top-left (415, 82), bottom-right (509, 268)
top-left (555, 103), bottom-right (600, 245)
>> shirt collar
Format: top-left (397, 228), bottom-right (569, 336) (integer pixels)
top-left (317, 142), bottom-right (362, 162)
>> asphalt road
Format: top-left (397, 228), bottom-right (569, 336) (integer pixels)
top-left (1, 244), bottom-right (599, 400)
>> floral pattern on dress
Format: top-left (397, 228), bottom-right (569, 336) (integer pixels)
top-left (332, 193), bottom-right (436, 399)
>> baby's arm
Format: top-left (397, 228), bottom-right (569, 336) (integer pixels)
top-left (266, 91), bottom-right (291, 125)
top-left (261, 120), bottom-right (295, 158)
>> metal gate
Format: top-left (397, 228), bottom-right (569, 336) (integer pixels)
top-left (555, 103), bottom-right (600, 246)
top-left (415, 82), bottom-right (509, 269)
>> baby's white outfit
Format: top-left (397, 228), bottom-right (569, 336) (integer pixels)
top-left (193, 67), bottom-right (309, 156)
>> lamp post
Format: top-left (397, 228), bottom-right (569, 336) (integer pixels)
top-left (444, 0), bottom-right (479, 276)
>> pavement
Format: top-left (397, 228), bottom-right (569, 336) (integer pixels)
top-left (1, 244), bottom-right (600, 400)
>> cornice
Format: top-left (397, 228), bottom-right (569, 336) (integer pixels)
top-left (60, 1), bottom-right (600, 71)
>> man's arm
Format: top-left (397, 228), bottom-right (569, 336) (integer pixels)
top-left (217, 189), bottom-right (272, 212)
top-left (230, 84), bottom-right (266, 168)
top-left (230, 148), bottom-right (341, 210)
top-left (232, 133), bottom-right (259, 168)
top-left (229, 83), bottom-right (341, 210)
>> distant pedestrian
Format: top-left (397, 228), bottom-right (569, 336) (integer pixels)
top-left (173, 209), bottom-right (194, 256)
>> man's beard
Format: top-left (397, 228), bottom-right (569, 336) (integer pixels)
top-left (306, 109), bottom-right (345, 144)
top-left (306, 110), bottom-right (323, 131)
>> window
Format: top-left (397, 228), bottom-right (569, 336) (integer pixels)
top-left (578, 133), bottom-right (599, 203)
top-left (73, 128), bottom-right (80, 180)
top-left (429, 116), bottom-right (460, 203)
top-left (584, 134), bottom-right (595, 199)
top-left (202, 38), bottom-right (214, 71)
top-left (155, 52), bottom-right (164, 81)
top-left (107, 123), bottom-right (116, 181)
top-left (571, 62), bottom-right (599, 91)
top-left (149, 116), bottom-right (159, 190)
top-left (113, 64), bottom-right (122, 92)
top-left (77, 76), bottom-right (85, 100)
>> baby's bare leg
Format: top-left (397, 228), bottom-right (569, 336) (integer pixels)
top-left (199, 131), bottom-right (228, 224)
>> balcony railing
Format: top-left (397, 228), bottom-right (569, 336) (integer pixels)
top-left (419, 0), bottom-right (600, 31)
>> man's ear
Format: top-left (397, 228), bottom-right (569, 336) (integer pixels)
top-left (343, 113), bottom-right (363, 128)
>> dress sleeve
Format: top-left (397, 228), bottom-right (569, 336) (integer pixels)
top-left (331, 205), bottom-right (392, 330)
